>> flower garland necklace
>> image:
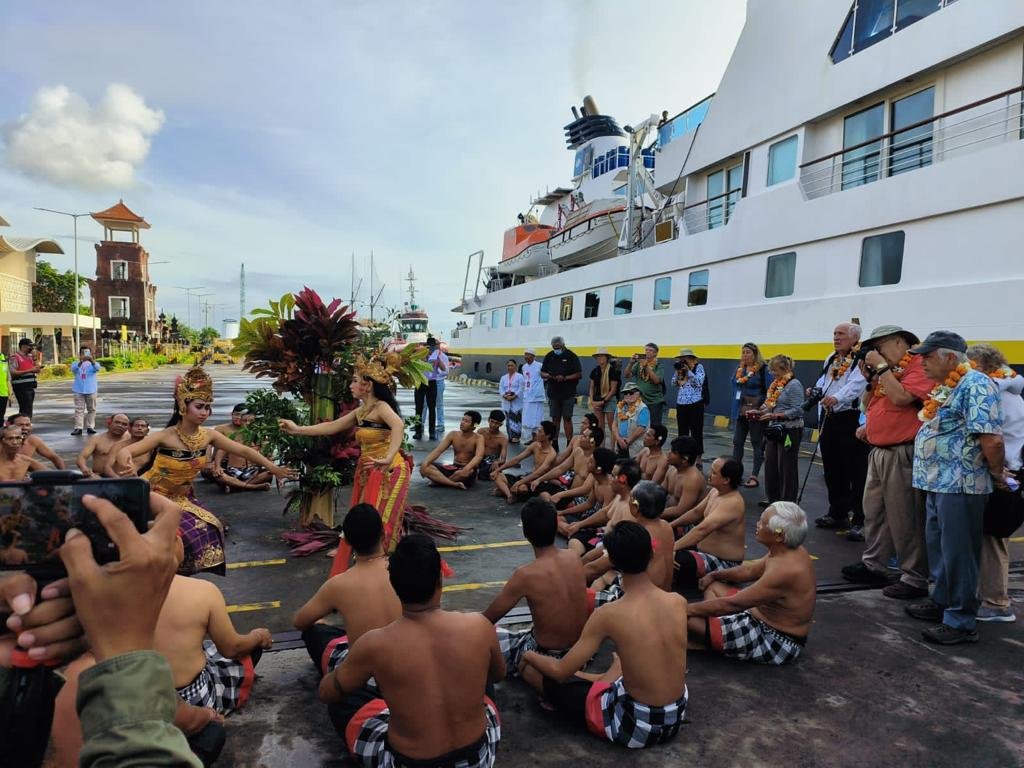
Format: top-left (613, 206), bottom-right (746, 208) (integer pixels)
top-left (763, 373), bottom-right (793, 409)
top-left (969, 360), bottom-right (1018, 380)
top-left (617, 397), bottom-right (643, 422)
top-left (829, 353), bottom-right (854, 381)
top-left (735, 364), bottom-right (760, 385)
top-left (919, 362), bottom-right (971, 422)
top-left (871, 352), bottom-right (913, 400)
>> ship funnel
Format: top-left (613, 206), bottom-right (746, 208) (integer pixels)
top-left (582, 95), bottom-right (600, 116)
top-left (571, 106), bottom-right (580, 119)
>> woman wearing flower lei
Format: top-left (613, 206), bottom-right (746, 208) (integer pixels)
top-left (732, 343), bottom-right (769, 487)
top-left (753, 355), bottom-right (805, 503)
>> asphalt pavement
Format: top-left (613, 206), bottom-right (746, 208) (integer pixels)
top-left (17, 365), bottom-right (1024, 767)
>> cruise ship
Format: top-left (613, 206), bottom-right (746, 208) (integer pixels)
top-left (450, 0), bottom-right (1024, 413)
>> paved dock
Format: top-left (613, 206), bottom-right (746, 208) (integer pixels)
top-left (18, 365), bottom-right (1024, 767)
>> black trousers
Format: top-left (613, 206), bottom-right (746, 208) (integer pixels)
top-left (414, 381), bottom-right (437, 437)
top-left (764, 427), bottom-right (803, 503)
top-left (12, 382), bottom-right (35, 418)
top-left (818, 409), bottom-right (870, 526)
top-left (676, 402), bottom-right (705, 454)
top-left (0, 396), bottom-right (7, 424)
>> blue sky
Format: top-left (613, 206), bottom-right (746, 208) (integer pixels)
top-left (0, 1), bottom-right (746, 336)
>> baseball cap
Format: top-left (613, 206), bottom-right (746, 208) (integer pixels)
top-left (909, 330), bottom-right (967, 356)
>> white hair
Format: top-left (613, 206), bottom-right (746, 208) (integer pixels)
top-left (849, 323), bottom-right (862, 340)
top-left (766, 502), bottom-right (808, 548)
top-left (936, 347), bottom-right (968, 363)
top-left (631, 480), bottom-right (667, 519)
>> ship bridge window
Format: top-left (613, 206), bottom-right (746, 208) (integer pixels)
top-left (521, 304), bottom-right (531, 326)
top-left (613, 285), bottom-right (633, 316)
top-left (505, 307), bottom-right (514, 327)
top-left (593, 155), bottom-right (606, 178)
top-left (539, 300), bottom-right (551, 323)
top-left (653, 277), bottom-right (671, 310)
top-left (491, 309), bottom-right (499, 328)
top-left (687, 270), bottom-right (709, 307)
top-left (642, 149), bottom-right (655, 170)
top-left (618, 146), bottom-right (629, 167)
top-left (831, 0), bottom-right (955, 64)
top-left (765, 252), bottom-right (797, 298)
top-left (559, 296), bottom-right (573, 322)
top-left (584, 291), bottom-right (600, 318)
top-left (859, 231), bottom-right (904, 287)
top-left (767, 136), bottom-right (798, 186)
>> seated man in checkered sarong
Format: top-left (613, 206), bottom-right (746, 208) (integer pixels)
top-left (482, 499), bottom-right (589, 684)
top-left (154, 533), bottom-right (273, 715)
top-left (687, 502), bottom-right (816, 666)
top-left (320, 534), bottom-right (505, 768)
top-left (523, 522), bottom-right (689, 749)
top-left (668, 457), bottom-right (747, 591)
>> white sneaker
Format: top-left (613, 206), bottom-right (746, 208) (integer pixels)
top-left (976, 606), bottom-right (1016, 622)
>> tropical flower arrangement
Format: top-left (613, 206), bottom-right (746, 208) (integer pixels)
top-left (764, 372), bottom-right (793, 409)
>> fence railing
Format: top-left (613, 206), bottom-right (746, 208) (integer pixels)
top-left (681, 187), bottom-right (742, 234)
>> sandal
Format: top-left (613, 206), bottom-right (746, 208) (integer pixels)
top-left (744, 477), bottom-right (759, 488)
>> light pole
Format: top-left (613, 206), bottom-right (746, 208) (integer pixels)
top-left (194, 294), bottom-right (214, 330)
top-left (34, 207), bottom-right (88, 356)
top-left (173, 286), bottom-right (207, 329)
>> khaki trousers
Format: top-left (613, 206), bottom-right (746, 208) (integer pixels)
top-left (978, 535), bottom-right (1010, 609)
top-left (861, 443), bottom-right (928, 589)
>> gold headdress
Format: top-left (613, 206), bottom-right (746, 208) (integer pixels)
top-left (175, 366), bottom-right (214, 415)
top-left (354, 342), bottom-right (429, 390)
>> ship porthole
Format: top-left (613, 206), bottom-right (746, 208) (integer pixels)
top-left (474, 362), bottom-right (480, 372)
top-left (486, 362), bottom-right (492, 374)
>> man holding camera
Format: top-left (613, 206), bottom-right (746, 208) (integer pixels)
top-left (625, 343), bottom-right (666, 426)
top-left (812, 322), bottom-right (870, 539)
top-left (70, 346), bottom-right (102, 436)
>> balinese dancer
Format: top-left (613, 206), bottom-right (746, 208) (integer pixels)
top-left (279, 345), bottom-right (424, 576)
top-left (115, 367), bottom-right (294, 574)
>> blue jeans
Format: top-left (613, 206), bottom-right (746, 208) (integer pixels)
top-left (434, 378), bottom-right (446, 435)
top-left (924, 491), bottom-right (986, 630)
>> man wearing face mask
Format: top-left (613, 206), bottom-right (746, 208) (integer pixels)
top-left (541, 337), bottom-right (582, 448)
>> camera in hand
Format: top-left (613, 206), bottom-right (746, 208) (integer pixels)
top-left (0, 470), bottom-right (150, 583)
top-left (764, 422), bottom-right (786, 442)
top-left (851, 346), bottom-right (870, 364)
top-left (673, 360), bottom-right (689, 372)
top-left (802, 386), bottom-right (825, 411)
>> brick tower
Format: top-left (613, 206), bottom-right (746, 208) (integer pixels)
top-left (90, 200), bottom-right (158, 338)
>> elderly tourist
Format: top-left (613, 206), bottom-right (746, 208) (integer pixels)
top-left (841, 326), bottom-right (932, 599)
top-left (753, 355), bottom-right (803, 505)
top-left (905, 331), bottom-right (1006, 645)
top-left (521, 348), bottom-right (546, 437)
top-left (813, 322), bottom-right (870, 539)
top-left (541, 337), bottom-right (582, 447)
top-left (614, 383), bottom-right (650, 459)
top-left (588, 348), bottom-right (620, 448)
top-left (967, 343), bottom-right (1023, 623)
top-left (673, 348), bottom-right (706, 466)
top-left (624, 343), bottom-right (665, 426)
top-left (731, 342), bottom-right (769, 488)
top-left (498, 358), bottom-right (525, 444)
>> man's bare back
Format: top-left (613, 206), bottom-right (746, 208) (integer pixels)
top-left (639, 517), bottom-right (675, 591)
top-left (293, 557), bottom-right (401, 644)
top-left (749, 547), bottom-right (816, 638)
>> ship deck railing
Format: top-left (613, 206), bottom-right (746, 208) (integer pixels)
top-left (681, 187), bottom-right (743, 234)
top-left (799, 86), bottom-right (1024, 199)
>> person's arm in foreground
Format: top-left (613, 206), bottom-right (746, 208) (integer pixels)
top-left (522, 609), bottom-right (607, 681)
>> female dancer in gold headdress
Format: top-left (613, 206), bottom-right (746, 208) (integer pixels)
top-left (279, 347), bottom-right (418, 576)
top-left (115, 367), bottom-right (295, 575)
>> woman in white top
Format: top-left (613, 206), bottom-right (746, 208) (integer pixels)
top-left (499, 359), bottom-right (526, 443)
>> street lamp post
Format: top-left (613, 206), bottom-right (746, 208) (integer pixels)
top-left (34, 207), bottom-right (88, 357)
top-left (172, 286), bottom-right (207, 329)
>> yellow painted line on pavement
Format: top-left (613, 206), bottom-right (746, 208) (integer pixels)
top-left (227, 601), bottom-right (281, 614)
top-left (438, 540), bottom-right (529, 553)
top-left (443, 580), bottom-right (507, 593)
top-left (228, 559), bottom-right (287, 569)
top-left (1011, 536), bottom-right (1024, 543)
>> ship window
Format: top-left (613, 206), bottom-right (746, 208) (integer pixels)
top-left (890, 87), bottom-right (934, 176)
top-left (474, 362), bottom-right (479, 372)
top-left (618, 146), bottom-right (629, 167)
top-left (584, 291), bottom-right (600, 318)
top-left (642, 149), bottom-right (655, 169)
top-left (539, 300), bottom-right (551, 324)
top-left (606, 149), bottom-right (616, 172)
top-left (559, 296), bottom-right (573, 321)
top-left (613, 285), bottom-right (633, 315)
top-left (687, 270), bottom-right (709, 307)
top-left (521, 304), bottom-right (531, 326)
top-left (707, 163), bottom-right (742, 229)
top-left (896, 0), bottom-right (942, 31)
top-left (859, 231), bottom-right (904, 287)
top-left (479, 312), bottom-right (486, 327)
top-left (491, 310), bottom-right (499, 328)
top-left (653, 277), bottom-right (671, 310)
top-left (767, 136), bottom-right (798, 186)
top-left (505, 307), bottom-right (514, 327)
top-left (594, 156), bottom-right (606, 178)
top-left (832, 0), bottom-right (949, 64)
top-left (765, 252), bottom-right (797, 298)
top-left (486, 362), bottom-right (492, 374)
top-left (842, 103), bottom-right (884, 189)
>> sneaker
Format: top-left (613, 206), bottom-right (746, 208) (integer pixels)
top-left (905, 599), bottom-right (944, 623)
top-left (86, 428), bottom-right (97, 434)
top-left (882, 582), bottom-right (928, 600)
top-left (976, 606), bottom-right (1016, 623)
top-left (815, 515), bottom-right (844, 529)
top-left (921, 624), bottom-right (979, 645)
top-left (845, 525), bottom-right (865, 542)
top-left (70, 429), bottom-right (83, 436)
top-left (841, 561), bottom-right (892, 585)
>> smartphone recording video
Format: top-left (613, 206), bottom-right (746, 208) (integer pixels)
top-left (0, 472), bottom-right (150, 580)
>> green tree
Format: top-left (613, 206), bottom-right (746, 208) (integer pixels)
top-left (198, 327), bottom-right (219, 344)
top-left (33, 260), bottom-right (91, 314)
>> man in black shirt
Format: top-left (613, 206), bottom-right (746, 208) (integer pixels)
top-left (541, 336), bottom-right (582, 447)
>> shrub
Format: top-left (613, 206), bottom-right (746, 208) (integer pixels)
top-left (95, 357), bottom-right (117, 372)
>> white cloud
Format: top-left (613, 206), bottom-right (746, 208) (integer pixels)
top-left (2, 83), bottom-right (164, 189)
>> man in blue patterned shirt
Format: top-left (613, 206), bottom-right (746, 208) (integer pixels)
top-left (906, 331), bottom-right (1007, 645)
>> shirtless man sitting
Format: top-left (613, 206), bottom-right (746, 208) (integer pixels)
top-left (75, 413), bottom-right (130, 478)
top-left (482, 499), bottom-right (588, 682)
top-left (535, 426), bottom-right (603, 506)
top-left (565, 459), bottom-right (641, 557)
top-left (552, 413), bottom-right (599, 465)
top-left (0, 425), bottom-right (43, 481)
top-left (212, 412), bottom-right (273, 492)
top-left (492, 421), bottom-right (558, 503)
top-left (8, 413), bottom-right (65, 469)
top-left (661, 436), bottom-right (706, 520)
top-left (106, 417), bottom-right (152, 477)
top-left (321, 534), bottom-right (505, 766)
top-left (553, 447), bottom-right (617, 536)
top-left (420, 410), bottom-right (485, 490)
top-left (294, 503), bottom-right (402, 680)
top-left (523, 521), bottom-right (688, 749)
top-left (476, 410), bottom-right (509, 482)
top-left (637, 424), bottom-right (670, 484)
top-left (671, 457), bottom-right (747, 592)
top-left (156, 534), bottom-right (274, 714)
top-left (687, 502), bottom-right (815, 665)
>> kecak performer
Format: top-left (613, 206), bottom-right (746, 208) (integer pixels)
top-left (115, 367), bottom-right (294, 575)
top-left (280, 343), bottom-right (427, 577)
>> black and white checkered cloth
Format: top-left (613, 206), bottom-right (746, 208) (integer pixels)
top-left (593, 677), bottom-right (687, 748)
top-left (348, 698), bottom-right (501, 768)
top-left (176, 640), bottom-right (250, 714)
top-left (496, 628), bottom-right (568, 678)
top-left (711, 610), bottom-right (804, 665)
top-left (592, 575), bottom-right (624, 608)
top-left (691, 550), bottom-right (741, 575)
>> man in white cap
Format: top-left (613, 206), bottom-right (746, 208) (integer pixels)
top-left (521, 349), bottom-right (545, 437)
